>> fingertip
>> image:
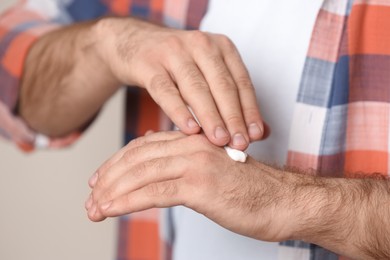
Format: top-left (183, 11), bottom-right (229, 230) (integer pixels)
top-left (230, 133), bottom-right (249, 151)
top-left (185, 118), bottom-right (201, 134)
top-left (88, 172), bottom-right (98, 188)
top-left (247, 121), bottom-right (270, 141)
top-left (87, 204), bottom-right (97, 221)
top-left (212, 126), bottom-right (230, 146)
top-left (85, 194), bottom-right (93, 210)
top-left (248, 122), bottom-right (264, 141)
top-left (175, 118), bottom-right (201, 135)
top-left (87, 206), bottom-right (106, 222)
top-left (98, 201), bottom-right (125, 218)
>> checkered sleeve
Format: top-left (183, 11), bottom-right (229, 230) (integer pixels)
top-left (0, 1), bottom-right (81, 151)
top-left (0, 0), bottom-right (146, 152)
top-left (283, 0), bottom-right (390, 258)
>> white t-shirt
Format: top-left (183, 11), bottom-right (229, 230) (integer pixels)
top-left (170, 1), bottom-right (323, 259)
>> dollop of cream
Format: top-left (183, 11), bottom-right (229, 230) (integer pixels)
top-left (224, 146), bottom-right (248, 163)
top-left (187, 105), bottom-right (247, 163)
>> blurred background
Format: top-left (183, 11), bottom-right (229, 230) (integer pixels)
top-left (0, 1), bottom-right (123, 259)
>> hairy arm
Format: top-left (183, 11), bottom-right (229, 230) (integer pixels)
top-left (85, 131), bottom-right (390, 260)
top-left (20, 20), bottom-right (120, 137)
top-left (283, 169), bottom-right (390, 260)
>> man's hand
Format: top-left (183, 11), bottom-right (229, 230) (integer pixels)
top-left (94, 17), bottom-right (264, 149)
top-left (85, 131), bottom-right (294, 241)
top-left (86, 131), bottom-right (390, 260)
top-left (20, 17), bottom-right (265, 150)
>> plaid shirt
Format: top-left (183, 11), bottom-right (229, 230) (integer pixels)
top-left (0, 0), bottom-right (389, 259)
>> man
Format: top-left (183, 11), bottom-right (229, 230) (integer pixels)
top-left (0, 1), bottom-right (265, 259)
top-left (1, 0), bottom-right (389, 259)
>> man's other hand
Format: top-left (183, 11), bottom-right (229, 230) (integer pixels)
top-left (94, 18), bottom-right (265, 150)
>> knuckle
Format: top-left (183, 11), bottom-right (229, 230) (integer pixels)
top-left (155, 87), bottom-right (180, 107)
top-left (153, 140), bottom-right (169, 155)
top-left (148, 74), bottom-right (174, 94)
top-left (100, 187), bottom-right (115, 203)
top-left (170, 104), bottom-right (187, 117)
top-left (96, 164), bottom-right (109, 177)
top-left (217, 34), bottom-right (234, 47)
top-left (217, 34), bottom-right (236, 53)
top-left (122, 147), bottom-right (140, 163)
top-left (127, 136), bottom-right (143, 147)
top-left (177, 66), bottom-right (208, 92)
top-left (190, 30), bottom-right (212, 48)
top-left (236, 75), bottom-right (255, 91)
top-left (205, 56), bottom-right (236, 90)
top-left (208, 55), bottom-right (229, 76)
top-left (164, 35), bottom-right (183, 51)
top-left (122, 150), bottom-right (133, 163)
top-left (188, 80), bottom-right (208, 93)
top-left (145, 183), bottom-right (159, 197)
top-left (178, 63), bottom-right (199, 80)
top-left (146, 158), bottom-right (167, 175)
top-left (226, 113), bottom-right (244, 125)
top-left (244, 107), bottom-right (261, 118)
top-left (145, 182), bottom-right (178, 198)
top-left (215, 77), bottom-right (236, 92)
top-left (160, 182), bottom-right (178, 197)
top-left (94, 175), bottom-right (108, 192)
top-left (132, 163), bottom-right (146, 179)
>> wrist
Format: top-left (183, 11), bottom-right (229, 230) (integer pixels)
top-left (92, 17), bottom-right (141, 86)
top-left (81, 19), bottom-right (121, 87)
top-left (288, 175), bottom-right (362, 256)
top-left (249, 161), bottom-right (303, 241)
top-left (92, 16), bottom-right (166, 87)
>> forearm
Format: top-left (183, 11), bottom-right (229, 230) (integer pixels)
top-left (276, 167), bottom-right (390, 259)
top-left (19, 20), bottom-right (120, 137)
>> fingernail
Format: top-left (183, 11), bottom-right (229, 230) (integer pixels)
top-left (101, 201), bottom-right (112, 211)
top-left (215, 126), bottom-right (229, 140)
top-left (89, 172), bottom-right (98, 187)
top-left (187, 118), bottom-right (199, 129)
top-left (248, 123), bottom-right (263, 139)
top-left (85, 195), bottom-right (93, 210)
top-left (232, 133), bottom-right (247, 147)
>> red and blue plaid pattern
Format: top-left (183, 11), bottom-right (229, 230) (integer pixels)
top-left (1, 0), bottom-right (390, 259)
top-left (289, 0), bottom-right (390, 179)
top-left (283, 0), bottom-right (390, 259)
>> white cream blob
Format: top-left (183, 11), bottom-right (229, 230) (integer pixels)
top-left (224, 146), bottom-right (248, 163)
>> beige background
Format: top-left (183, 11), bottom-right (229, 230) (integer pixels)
top-left (0, 1), bottom-right (123, 259)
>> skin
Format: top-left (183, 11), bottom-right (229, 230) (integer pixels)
top-left (19, 17), bottom-right (265, 150)
top-left (86, 131), bottom-right (390, 260)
